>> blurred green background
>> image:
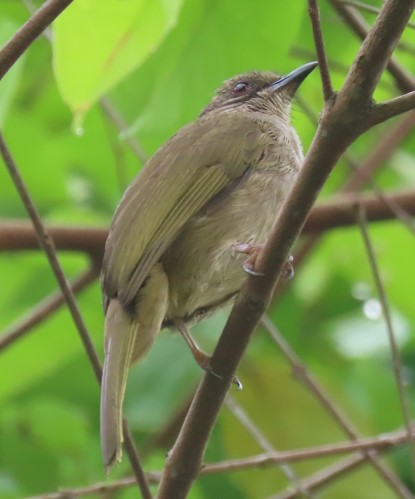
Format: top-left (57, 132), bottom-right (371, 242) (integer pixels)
top-left (0, 1), bottom-right (414, 497)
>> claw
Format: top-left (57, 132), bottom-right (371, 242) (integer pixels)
top-left (282, 255), bottom-right (294, 280)
top-left (175, 319), bottom-right (243, 390)
top-left (233, 242), bottom-right (264, 277)
top-left (242, 262), bottom-right (264, 277)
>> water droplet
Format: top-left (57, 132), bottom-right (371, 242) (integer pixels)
top-left (71, 111), bottom-right (85, 136)
top-left (352, 282), bottom-right (371, 300)
top-left (363, 298), bottom-right (382, 320)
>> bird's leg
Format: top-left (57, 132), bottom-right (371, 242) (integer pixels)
top-left (174, 319), bottom-right (242, 390)
top-left (233, 243), bottom-right (295, 280)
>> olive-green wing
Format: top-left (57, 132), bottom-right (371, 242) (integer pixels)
top-left (102, 112), bottom-right (266, 308)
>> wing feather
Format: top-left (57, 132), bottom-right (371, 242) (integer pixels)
top-left (102, 112), bottom-right (266, 307)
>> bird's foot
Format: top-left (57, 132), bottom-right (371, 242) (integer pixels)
top-left (233, 242), bottom-right (294, 280)
top-left (232, 242), bottom-right (264, 276)
top-left (175, 320), bottom-right (242, 390)
top-left (282, 255), bottom-right (294, 280)
top-left (193, 350), bottom-right (243, 390)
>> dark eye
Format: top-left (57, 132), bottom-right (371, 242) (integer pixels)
top-left (232, 82), bottom-right (249, 95)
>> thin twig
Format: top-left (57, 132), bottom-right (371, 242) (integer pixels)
top-left (356, 206), bottom-right (415, 478)
top-left (261, 316), bottom-right (412, 499)
top-left (271, 455), bottom-right (365, 499)
top-left (0, 0), bottom-right (73, 80)
top-left (308, 0), bottom-right (334, 101)
top-left (100, 98), bottom-right (148, 165)
top-left (0, 134), bottom-right (102, 381)
top-left (342, 111), bottom-right (415, 192)
top-left (340, 0), bottom-right (415, 29)
top-left (0, 267), bottom-right (98, 352)
top-left (33, 425), bottom-right (415, 498)
top-left (225, 396), bottom-right (312, 497)
top-left (330, 0), bottom-right (415, 93)
top-left (0, 133), bottom-right (152, 499)
top-left (303, 188), bottom-right (415, 234)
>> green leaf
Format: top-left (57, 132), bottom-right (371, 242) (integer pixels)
top-left (52, 0), bottom-right (184, 123)
top-left (110, 0), bottom-right (307, 151)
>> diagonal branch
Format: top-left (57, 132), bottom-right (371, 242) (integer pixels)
top-left (357, 206), bottom-right (415, 474)
top-left (308, 0), bottom-right (334, 101)
top-left (0, 267), bottom-right (98, 352)
top-left (156, 1), bottom-right (415, 497)
top-left (0, 133), bottom-right (152, 499)
top-left (0, 0), bottom-right (73, 80)
top-left (262, 316), bottom-right (412, 498)
top-left (225, 396), bottom-right (311, 496)
top-left (330, 0), bottom-right (415, 93)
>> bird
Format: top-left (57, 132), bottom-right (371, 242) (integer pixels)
top-left (100, 61), bottom-right (318, 470)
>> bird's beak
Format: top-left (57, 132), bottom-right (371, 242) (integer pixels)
top-left (268, 61), bottom-right (318, 94)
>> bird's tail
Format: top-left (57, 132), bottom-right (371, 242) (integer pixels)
top-left (100, 298), bottom-right (137, 472)
top-left (100, 263), bottom-right (169, 472)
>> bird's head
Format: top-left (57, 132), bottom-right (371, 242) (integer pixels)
top-left (201, 61), bottom-right (318, 121)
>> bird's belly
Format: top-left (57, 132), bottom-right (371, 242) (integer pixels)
top-left (162, 170), bottom-right (291, 323)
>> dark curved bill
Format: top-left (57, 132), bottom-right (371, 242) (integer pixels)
top-left (268, 61), bottom-right (318, 92)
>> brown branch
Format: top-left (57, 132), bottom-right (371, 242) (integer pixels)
top-left (0, 134), bottom-right (152, 499)
top-left (155, 2), bottom-right (415, 497)
top-left (0, 220), bottom-right (107, 258)
top-left (0, 267), bottom-right (98, 352)
top-left (330, 0), bottom-right (415, 93)
top-left (0, 135), bottom-right (102, 380)
top-left (2, 187), bottom-right (415, 257)
top-left (34, 425), bottom-right (415, 498)
top-left (370, 92), bottom-right (415, 126)
top-left (0, 0), bottom-right (73, 80)
top-left (308, 0), bottom-right (334, 101)
top-left (303, 188), bottom-right (415, 232)
top-left (341, 0), bottom-right (415, 28)
top-left (342, 111), bottom-right (415, 192)
top-left (273, 455), bottom-right (365, 499)
top-left (262, 316), bottom-right (411, 498)
top-left (340, 0), bottom-right (415, 29)
top-left (357, 207), bottom-right (415, 475)
top-left (291, 110), bottom-right (415, 284)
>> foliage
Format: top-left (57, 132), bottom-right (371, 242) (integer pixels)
top-left (0, 0), bottom-right (414, 498)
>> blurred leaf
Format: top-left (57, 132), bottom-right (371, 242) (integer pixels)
top-left (53, 0), bottom-right (184, 123)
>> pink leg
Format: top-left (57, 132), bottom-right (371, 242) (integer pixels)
top-left (174, 319), bottom-right (243, 390)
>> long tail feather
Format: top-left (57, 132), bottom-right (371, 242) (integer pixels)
top-left (100, 299), bottom-right (136, 471)
top-left (100, 263), bottom-right (169, 472)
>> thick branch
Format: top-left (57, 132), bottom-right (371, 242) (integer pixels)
top-left (156, 2), bottom-right (415, 497)
top-left (303, 188), bottom-right (415, 232)
top-left (0, 0), bottom-right (73, 80)
top-left (2, 189), bottom-right (415, 255)
top-left (0, 221), bottom-right (107, 258)
top-left (370, 95), bottom-right (415, 126)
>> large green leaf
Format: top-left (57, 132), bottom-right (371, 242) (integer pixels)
top-left (53, 0), bottom-right (184, 122)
